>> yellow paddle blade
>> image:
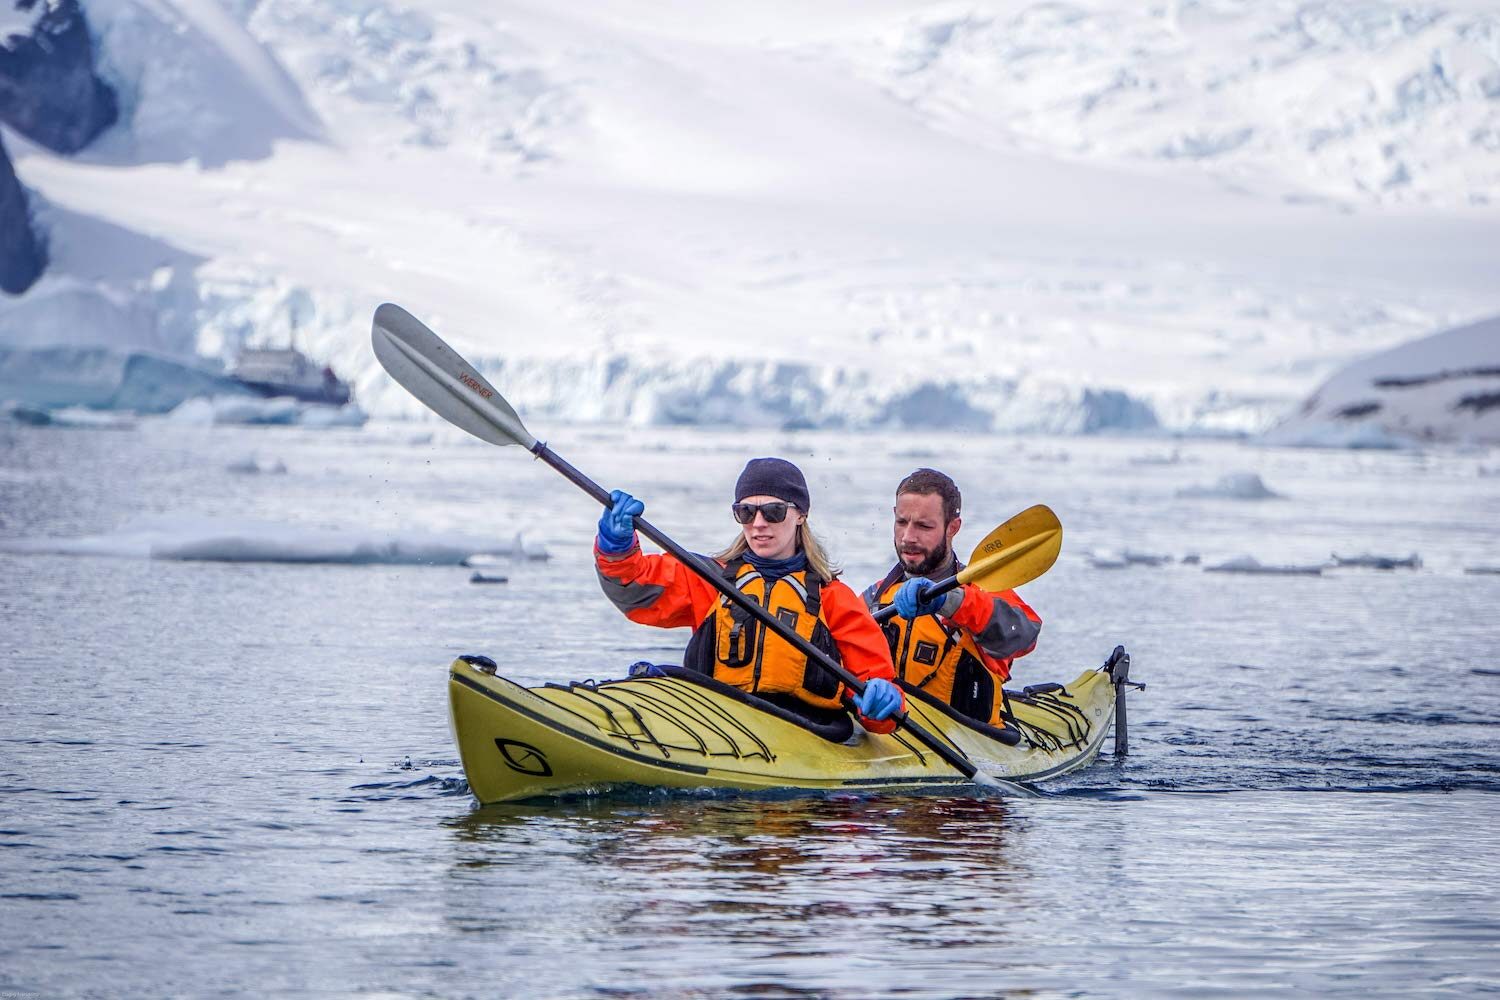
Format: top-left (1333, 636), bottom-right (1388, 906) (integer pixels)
top-left (958, 504), bottom-right (1063, 593)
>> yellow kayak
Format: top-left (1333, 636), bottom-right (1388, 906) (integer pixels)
top-left (448, 649), bottom-right (1131, 803)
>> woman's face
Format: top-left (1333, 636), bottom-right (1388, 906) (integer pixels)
top-left (736, 493), bottom-right (805, 560)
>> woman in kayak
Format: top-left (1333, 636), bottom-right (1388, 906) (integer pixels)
top-left (594, 457), bottom-right (905, 735)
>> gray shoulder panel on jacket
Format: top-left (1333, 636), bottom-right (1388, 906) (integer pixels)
top-left (972, 597), bottom-right (1041, 659)
top-left (596, 566), bottom-right (667, 614)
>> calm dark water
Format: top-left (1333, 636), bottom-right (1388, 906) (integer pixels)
top-left (2, 421), bottom-right (1498, 997)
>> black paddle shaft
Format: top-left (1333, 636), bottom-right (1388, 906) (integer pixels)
top-left (531, 441), bottom-right (979, 780)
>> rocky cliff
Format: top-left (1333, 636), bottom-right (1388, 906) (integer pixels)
top-left (0, 0), bottom-right (117, 153)
top-left (0, 0), bottom-right (118, 295)
top-left (0, 133), bottom-right (44, 294)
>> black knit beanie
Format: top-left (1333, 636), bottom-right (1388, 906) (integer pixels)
top-left (734, 457), bottom-right (810, 512)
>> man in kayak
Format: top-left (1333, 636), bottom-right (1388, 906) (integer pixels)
top-left (594, 457), bottom-right (905, 737)
top-left (864, 468), bottom-right (1041, 726)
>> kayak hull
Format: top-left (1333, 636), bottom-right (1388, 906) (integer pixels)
top-left (449, 659), bottom-right (1118, 804)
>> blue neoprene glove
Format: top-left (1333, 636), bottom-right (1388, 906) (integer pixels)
top-left (854, 678), bottom-right (903, 721)
top-left (597, 489), bottom-right (644, 554)
top-left (894, 577), bottom-right (947, 619)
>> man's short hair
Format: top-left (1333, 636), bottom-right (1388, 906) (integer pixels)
top-left (896, 468), bottom-right (961, 522)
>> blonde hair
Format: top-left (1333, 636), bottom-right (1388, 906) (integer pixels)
top-left (715, 521), bottom-right (840, 583)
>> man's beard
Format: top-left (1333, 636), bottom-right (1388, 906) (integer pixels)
top-left (897, 538), bottom-right (951, 578)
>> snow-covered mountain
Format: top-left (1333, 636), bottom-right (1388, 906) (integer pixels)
top-left (1266, 314), bottom-right (1500, 446)
top-left (2, 0), bottom-right (1499, 434)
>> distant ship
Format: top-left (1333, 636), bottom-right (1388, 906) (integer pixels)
top-left (229, 346), bottom-right (352, 406)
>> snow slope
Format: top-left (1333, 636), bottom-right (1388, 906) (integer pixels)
top-left (1265, 313), bottom-right (1500, 445)
top-left (843, 0), bottom-right (1500, 208)
top-left (3, 0), bottom-right (1499, 433)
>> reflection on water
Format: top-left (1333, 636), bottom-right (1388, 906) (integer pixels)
top-left (443, 794), bottom-right (1041, 996)
top-left (452, 793), bottom-right (1020, 880)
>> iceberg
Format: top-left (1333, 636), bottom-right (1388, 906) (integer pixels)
top-left (0, 346), bottom-right (250, 413)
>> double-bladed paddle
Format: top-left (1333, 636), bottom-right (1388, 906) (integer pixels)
top-left (371, 302), bottom-right (1043, 793)
top-left (872, 505), bottom-right (1061, 624)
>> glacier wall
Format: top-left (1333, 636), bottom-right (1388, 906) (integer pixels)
top-left (358, 351), bottom-right (1162, 435)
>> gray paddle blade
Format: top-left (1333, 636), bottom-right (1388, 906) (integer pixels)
top-left (371, 303), bottom-right (536, 449)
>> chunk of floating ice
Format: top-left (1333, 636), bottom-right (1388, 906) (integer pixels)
top-left (0, 516), bottom-right (532, 566)
top-left (297, 404), bottom-right (368, 428)
top-left (168, 396), bottom-right (299, 426)
top-left (225, 453), bottom-right (288, 475)
top-left (46, 407), bottom-right (137, 430)
top-left (1089, 547), bottom-right (1173, 569)
top-left (165, 396), bottom-right (366, 428)
top-left (1205, 555), bottom-right (1322, 576)
top-left (2, 405), bottom-right (135, 429)
top-left (1176, 472), bottom-right (1282, 500)
top-left (1087, 549), bottom-right (1129, 569)
top-left (462, 534), bottom-right (550, 566)
top-left (1331, 552), bottom-right (1420, 570)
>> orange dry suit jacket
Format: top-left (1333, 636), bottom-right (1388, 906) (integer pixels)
top-left (863, 554), bottom-right (1041, 726)
top-left (596, 543), bottom-right (902, 733)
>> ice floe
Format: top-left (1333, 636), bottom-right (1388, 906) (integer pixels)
top-left (166, 396), bottom-right (367, 428)
top-left (468, 572), bottom-right (510, 585)
top-left (1205, 555), bottom-right (1323, 576)
top-left (0, 517), bottom-right (548, 565)
top-left (463, 535), bottom-right (549, 564)
top-left (1331, 553), bottom-right (1421, 571)
top-left (1, 402), bottom-right (134, 429)
top-left (225, 453), bottom-right (287, 475)
top-left (1086, 548), bottom-right (1175, 570)
top-left (1175, 472), bottom-right (1283, 500)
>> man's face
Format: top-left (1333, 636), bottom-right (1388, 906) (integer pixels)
top-left (893, 491), bottom-right (961, 577)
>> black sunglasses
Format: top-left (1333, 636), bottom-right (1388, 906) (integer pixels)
top-left (732, 501), bottom-right (797, 525)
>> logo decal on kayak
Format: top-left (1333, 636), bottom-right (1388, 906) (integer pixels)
top-left (495, 738), bottom-right (552, 777)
